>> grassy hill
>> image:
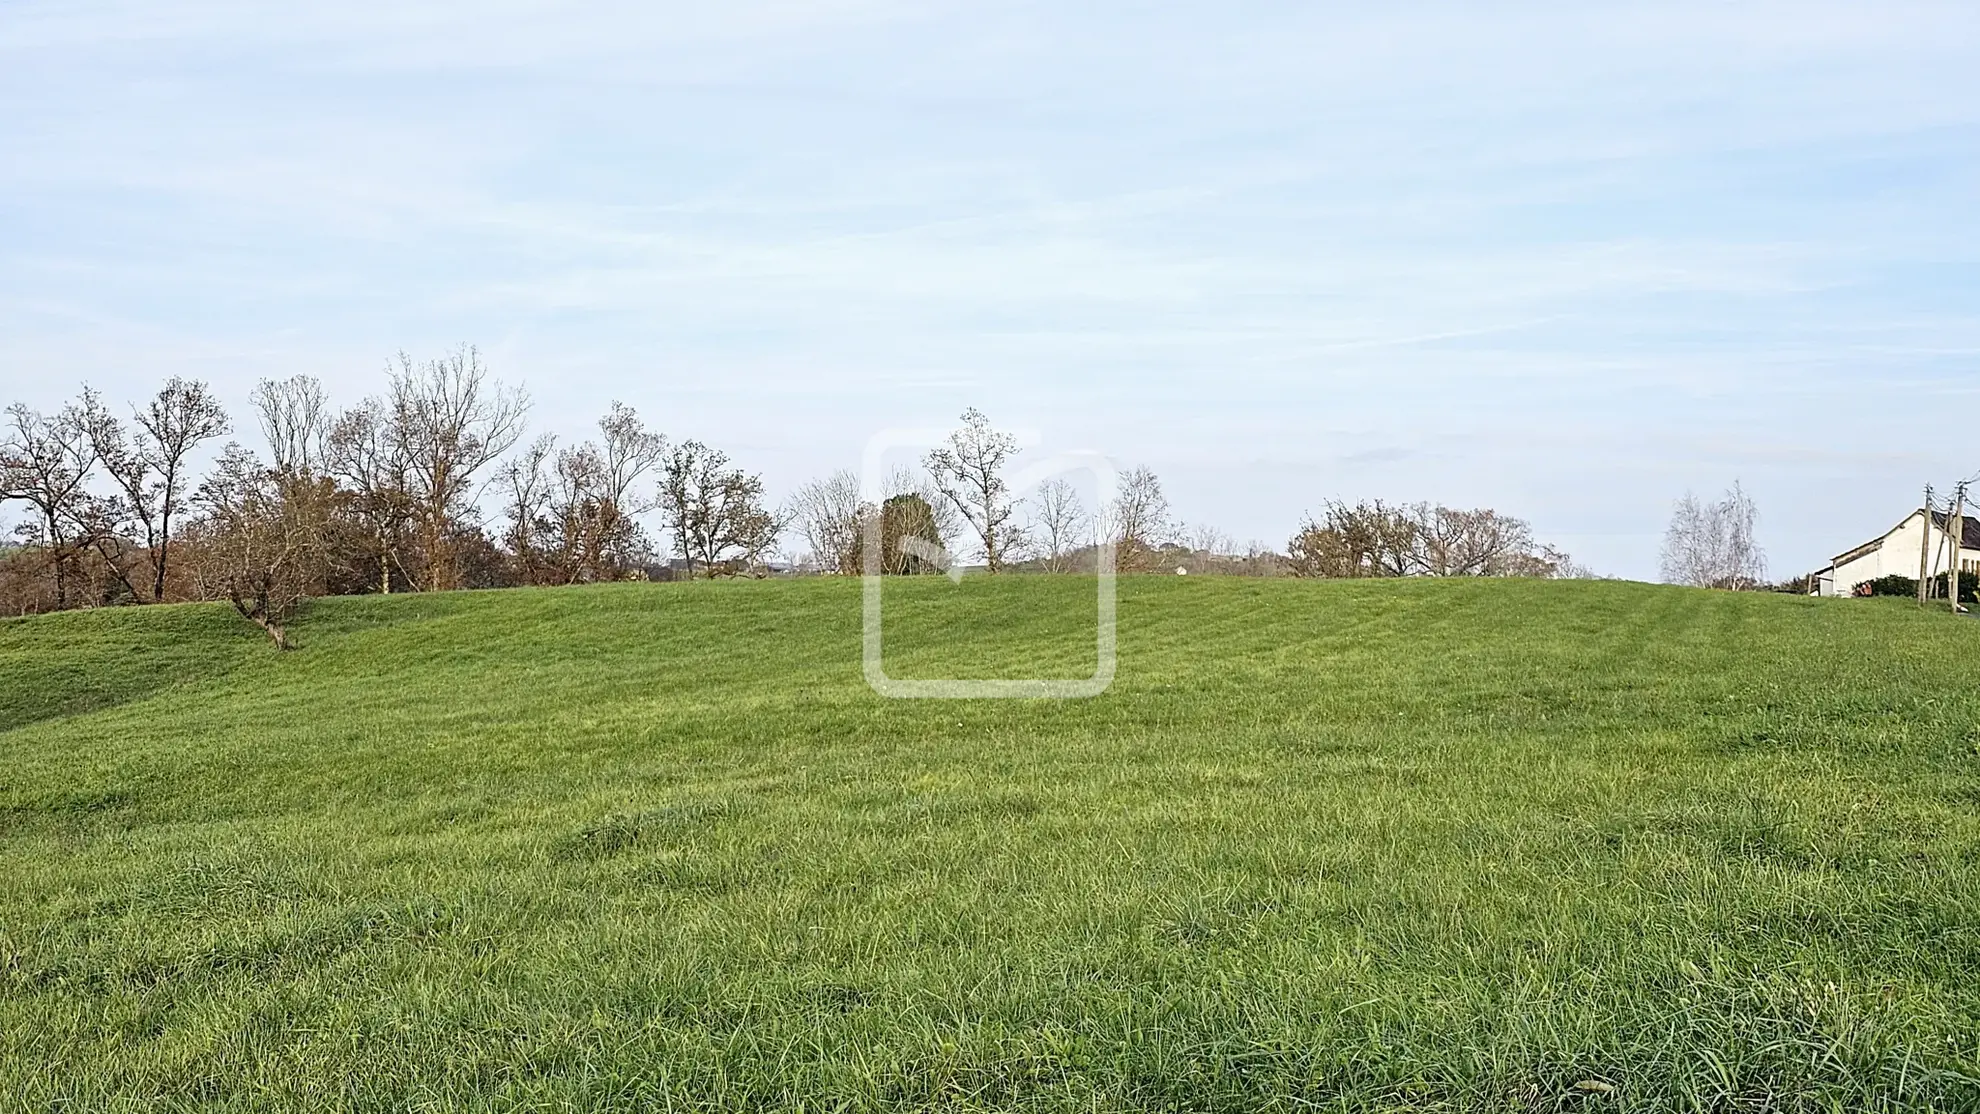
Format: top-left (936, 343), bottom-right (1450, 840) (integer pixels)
top-left (2, 577), bottom-right (1978, 1111)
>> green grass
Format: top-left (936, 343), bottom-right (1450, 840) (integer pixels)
top-left (2, 577), bottom-right (1978, 1112)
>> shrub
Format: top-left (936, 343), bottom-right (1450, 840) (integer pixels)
top-left (1855, 571), bottom-right (1979, 602)
top-left (1856, 574), bottom-right (1917, 598)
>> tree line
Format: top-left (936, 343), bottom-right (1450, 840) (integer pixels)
top-left (0, 349), bottom-right (781, 644)
top-left (4, 353), bottom-right (1604, 645)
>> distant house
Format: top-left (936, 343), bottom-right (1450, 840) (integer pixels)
top-left (1818, 509), bottom-right (1980, 596)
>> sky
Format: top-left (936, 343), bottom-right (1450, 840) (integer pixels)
top-left (3, 1), bottom-right (1978, 579)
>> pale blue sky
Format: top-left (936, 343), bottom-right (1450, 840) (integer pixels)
top-left (4, 1), bottom-right (1978, 578)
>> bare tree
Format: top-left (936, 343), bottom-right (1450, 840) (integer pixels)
top-left (1187, 523), bottom-right (1231, 555)
top-left (550, 442), bottom-right (608, 580)
top-left (324, 398), bottom-right (417, 594)
top-left (190, 445), bottom-right (319, 649)
top-left (388, 347), bottom-right (529, 591)
top-left (497, 434), bottom-right (559, 583)
top-left (923, 408), bottom-right (1023, 572)
top-left (1027, 478), bottom-right (1090, 573)
top-left (1554, 557), bottom-right (1601, 580)
top-left (1181, 522), bottom-right (1233, 573)
top-left (781, 467), bottom-right (959, 576)
top-left (90, 378), bottom-right (231, 602)
top-left (583, 401), bottom-right (665, 576)
top-left (1402, 504), bottom-right (1564, 578)
top-left (250, 375), bottom-right (328, 477)
top-left (1106, 465), bottom-right (1173, 572)
top-left (242, 375), bottom-right (345, 598)
top-left (1288, 499), bottom-right (1570, 579)
top-left (498, 402), bottom-right (665, 586)
top-left (659, 440), bottom-right (780, 577)
top-left (594, 401), bottom-right (667, 517)
top-left (786, 468), bottom-right (867, 574)
top-left (0, 395), bottom-right (103, 609)
top-left (1660, 482), bottom-right (1766, 589)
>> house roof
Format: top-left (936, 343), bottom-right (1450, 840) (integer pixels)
top-left (1931, 509), bottom-right (1980, 550)
top-left (1831, 507), bottom-right (1980, 566)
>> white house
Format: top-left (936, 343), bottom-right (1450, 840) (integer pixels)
top-left (1819, 509), bottom-right (1980, 596)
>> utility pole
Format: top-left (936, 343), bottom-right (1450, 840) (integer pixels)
top-left (1919, 484), bottom-right (1935, 606)
top-left (1951, 482), bottom-right (1967, 612)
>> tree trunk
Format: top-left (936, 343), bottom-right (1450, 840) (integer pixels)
top-left (44, 510), bottom-right (66, 610)
top-left (254, 615), bottom-right (290, 650)
top-left (152, 537), bottom-right (169, 603)
top-left (152, 497), bottom-right (172, 602)
top-left (425, 497), bottom-right (449, 592)
top-left (230, 597), bottom-right (290, 650)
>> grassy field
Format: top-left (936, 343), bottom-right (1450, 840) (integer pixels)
top-left (2, 576), bottom-right (1978, 1112)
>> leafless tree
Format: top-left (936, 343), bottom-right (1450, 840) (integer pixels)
top-left (1288, 499), bottom-right (1571, 579)
top-left (1105, 465), bottom-right (1173, 572)
top-left (550, 442), bottom-right (609, 579)
top-left (1181, 522), bottom-right (1233, 573)
top-left (781, 466), bottom-right (961, 576)
top-left (250, 375), bottom-right (328, 477)
top-left (498, 402), bottom-right (664, 585)
top-left (1554, 558), bottom-right (1601, 580)
top-left (560, 402), bottom-right (666, 582)
top-left (498, 433), bottom-right (559, 582)
top-left (0, 395), bottom-right (103, 609)
top-left (387, 346), bottom-right (529, 591)
top-left (1187, 523), bottom-right (1231, 555)
top-left (242, 375), bottom-right (346, 598)
top-left (1027, 478), bottom-right (1090, 573)
top-left (90, 378), bottom-right (231, 602)
top-left (1660, 482), bottom-right (1765, 589)
top-left (660, 440), bottom-right (780, 576)
top-left (924, 408), bottom-right (1023, 571)
top-left (786, 468), bottom-right (867, 574)
top-left (594, 401), bottom-right (667, 516)
top-left (1401, 504), bottom-right (1563, 578)
top-left (324, 398), bottom-right (418, 594)
top-left (190, 444), bottom-right (320, 649)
